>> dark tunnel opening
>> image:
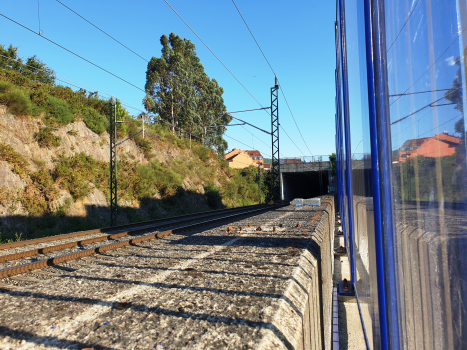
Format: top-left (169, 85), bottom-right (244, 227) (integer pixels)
top-left (281, 171), bottom-right (329, 202)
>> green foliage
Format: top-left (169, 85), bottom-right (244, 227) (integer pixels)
top-left (134, 159), bottom-right (183, 198)
top-left (30, 84), bottom-right (49, 106)
top-left (330, 153), bottom-right (336, 176)
top-left (67, 130), bottom-right (78, 136)
top-left (82, 108), bottom-right (109, 134)
top-left (145, 33), bottom-right (231, 155)
top-left (36, 128), bottom-right (61, 148)
top-left (22, 55), bottom-right (56, 85)
top-left (21, 184), bottom-right (48, 215)
top-left (204, 183), bottom-right (223, 209)
top-left (0, 80), bottom-right (37, 116)
top-left (54, 153), bottom-right (108, 200)
top-left (392, 154), bottom-right (466, 202)
top-left (44, 96), bottom-right (74, 126)
top-left (193, 145), bottom-right (211, 162)
top-left (31, 157), bottom-right (46, 168)
top-left (0, 142), bottom-right (29, 178)
top-left (0, 45), bottom-right (55, 85)
top-left (0, 232), bottom-right (23, 245)
top-left (115, 99), bottom-right (128, 135)
top-left (29, 169), bottom-right (59, 209)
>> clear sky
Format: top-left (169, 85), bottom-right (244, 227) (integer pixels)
top-left (1, 0), bottom-right (337, 159)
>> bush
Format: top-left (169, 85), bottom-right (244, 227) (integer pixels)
top-left (0, 142), bottom-right (29, 178)
top-left (0, 81), bottom-right (36, 116)
top-left (135, 160), bottom-right (183, 199)
top-left (204, 183), bottom-right (223, 209)
top-left (193, 146), bottom-right (211, 162)
top-left (30, 85), bottom-right (49, 106)
top-left (31, 169), bottom-right (59, 202)
top-left (45, 96), bottom-right (74, 126)
top-left (21, 184), bottom-right (48, 215)
top-left (36, 128), bottom-right (61, 148)
top-left (54, 153), bottom-right (108, 200)
top-left (82, 107), bottom-right (109, 134)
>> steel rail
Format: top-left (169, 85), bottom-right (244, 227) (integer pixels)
top-left (0, 204), bottom-right (268, 251)
top-left (0, 204), bottom-right (268, 264)
top-left (0, 204), bottom-right (285, 278)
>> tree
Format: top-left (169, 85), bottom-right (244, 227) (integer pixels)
top-left (22, 55), bottom-right (55, 85)
top-left (0, 44), bottom-right (22, 71)
top-left (444, 57), bottom-right (466, 138)
top-left (0, 45), bottom-right (55, 85)
top-left (145, 33), bottom-right (231, 155)
top-left (329, 153), bottom-right (336, 176)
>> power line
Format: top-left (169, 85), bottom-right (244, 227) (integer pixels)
top-left (230, 0), bottom-right (276, 76)
top-left (227, 107), bottom-right (270, 114)
top-left (390, 23), bottom-right (467, 106)
top-left (280, 125), bottom-right (308, 158)
top-left (279, 88), bottom-right (313, 156)
top-left (54, 0), bottom-right (149, 63)
top-left (386, 0), bottom-right (421, 52)
top-left (223, 134), bottom-right (268, 155)
top-left (389, 88), bottom-right (451, 97)
top-left (163, 0), bottom-right (265, 109)
top-left (0, 13), bottom-right (145, 92)
top-left (390, 87), bottom-right (459, 126)
top-left (230, 0), bottom-right (313, 156)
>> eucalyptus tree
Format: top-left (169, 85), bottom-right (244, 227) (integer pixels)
top-left (145, 33), bottom-right (231, 155)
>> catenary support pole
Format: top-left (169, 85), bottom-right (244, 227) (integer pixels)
top-left (109, 100), bottom-right (117, 227)
top-left (271, 77), bottom-right (280, 205)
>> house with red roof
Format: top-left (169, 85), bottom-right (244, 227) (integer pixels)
top-left (395, 132), bottom-right (462, 163)
top-left (224, 149), bottom-right (264, 169)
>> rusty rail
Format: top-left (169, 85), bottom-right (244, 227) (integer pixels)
top-left (0, 204), bottom-right (269, 251)
top-left (0, 204), bottom-right (284, 278)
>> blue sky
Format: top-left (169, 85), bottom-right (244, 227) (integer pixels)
top-left (1, 0), bottom-right (337, 158)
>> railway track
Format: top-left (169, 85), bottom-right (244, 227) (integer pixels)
top-left (0, 204), bottom-right (282, 279)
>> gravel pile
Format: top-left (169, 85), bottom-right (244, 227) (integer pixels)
top-left (0, 197), bottom-right (333, 349)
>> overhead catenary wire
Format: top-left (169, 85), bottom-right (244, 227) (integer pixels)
top-left (389, 88), bottom-right (451, 97)
top-left (390, 23), bottom-right (467, 106)
top-left (227, 107), bottom-right (270, 114)
top-left (386, 0), bottom-right (421, 52)
top-left (230, 0), bottom-right (313, 157)
top-left (54, 0), bottom-right (149, 63)
top-left (2, 7), bottom-right (287, 163)
top-left (51, 0), bottom-right (275, 157)
top-left (51, 0), bottom-right (275, 158)
top-left (0, 13), bottom-right (145, 92)
top-left (162, 0), bottom-right (265, 109)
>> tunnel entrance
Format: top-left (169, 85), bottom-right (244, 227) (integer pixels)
top-left (281, 171), bottom-right (329, 201)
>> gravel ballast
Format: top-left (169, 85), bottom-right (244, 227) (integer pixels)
top-left (0, 196), bottom-right (334, 349)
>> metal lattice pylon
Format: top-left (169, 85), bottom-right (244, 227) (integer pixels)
top-left (271, 79), bottom-right (280, 205)
top-left (109, 101), bottom-right (117, 226)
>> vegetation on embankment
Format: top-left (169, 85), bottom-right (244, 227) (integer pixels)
top-left (0, 45), bottom-right (271, 241)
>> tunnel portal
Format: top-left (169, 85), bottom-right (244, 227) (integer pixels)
top-left (281, 171), bottom-right (329, 202)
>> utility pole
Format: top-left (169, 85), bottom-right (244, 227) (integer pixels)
top-left (109, 100), bottom-right (117, 226)
top-left (271, 77), bottom-right (280, 206)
